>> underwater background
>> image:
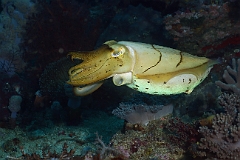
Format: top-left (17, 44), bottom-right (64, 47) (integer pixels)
top-left (0, 0), bottom-right (240, 159)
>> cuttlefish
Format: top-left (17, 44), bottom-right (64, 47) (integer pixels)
top-left (67, 40), bottom-right (217, 96)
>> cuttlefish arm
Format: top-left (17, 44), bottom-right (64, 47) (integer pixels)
top-left (67, 41), bottom-right (135, 86)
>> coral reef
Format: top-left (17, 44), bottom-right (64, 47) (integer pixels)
top-left (110, 117), bottom-right (184, 160)
top-left (164, 2), bottom-right (240, 56)
top-left (197, 92), bottom-right (240, 159)
top-left (0, 0), bottom-right (35, 75)
top-left (0, 0), bottom-right (37, 129)
top-left (6, 142), bottom-right (77, 160)
top-left (0, 58), bottom-right (16, 78)
top-left (165, 117), bottom-right (199, 150)
top-left (175, 82), bottom-right (221, 119)
top-left (216, 58), bottom-right (240, 95)
top-left (95, 133), bottom-right (128, 159)
top-left (164, 117), bottom-right (200, 158)
top-left (0, 71), bottom-right (26, 129)
top-left (0, 108), bottom-right (125, 159)
top-left (112, 103), bottom-right (173, 126)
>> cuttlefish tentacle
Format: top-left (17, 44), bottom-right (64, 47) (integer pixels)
top-left (73, 82), bottom-right (103, 96)
top-left (67, 40), bottom-right (218, 96)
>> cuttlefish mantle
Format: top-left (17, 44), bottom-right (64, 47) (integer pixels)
top-left (67, 40), bottom-right (218, 96)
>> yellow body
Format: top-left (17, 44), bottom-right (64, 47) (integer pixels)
top-left (68, 41), bottom-right (217, 96)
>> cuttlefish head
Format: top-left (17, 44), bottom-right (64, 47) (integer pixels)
top-left (67, 40), bottom-right (135, 87)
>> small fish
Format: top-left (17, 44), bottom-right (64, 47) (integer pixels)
top-left (199, 115), bottom-right (215, 127)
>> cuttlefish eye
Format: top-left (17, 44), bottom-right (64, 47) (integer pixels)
top-left (111, 47), bottom-right (125, 57)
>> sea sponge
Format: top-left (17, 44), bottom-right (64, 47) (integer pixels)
top-left (8, 95), bottom-right (22, 119)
